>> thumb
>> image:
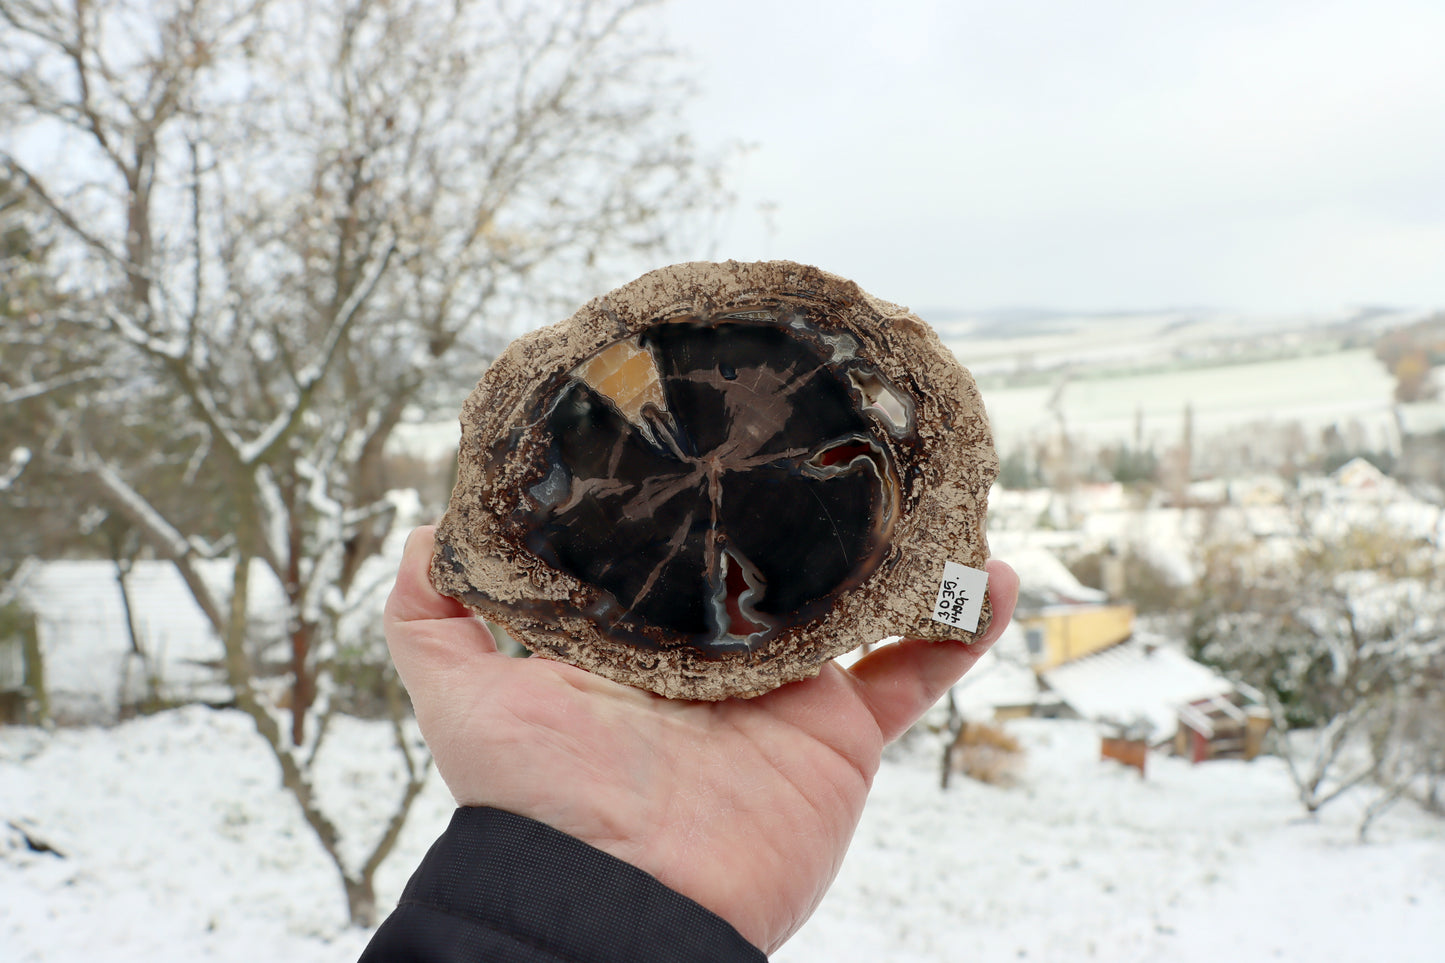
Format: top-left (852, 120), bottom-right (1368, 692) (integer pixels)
top-left (848, 559), bottom-right (1019, 744)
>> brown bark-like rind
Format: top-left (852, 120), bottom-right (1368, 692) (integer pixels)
top-left (431, 260), bottom-right (997, 700)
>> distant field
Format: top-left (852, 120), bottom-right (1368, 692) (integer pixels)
top-left (390, 343), bottom-right (1400, 464)
top-left (972, 347), bottom-right (1397, 453)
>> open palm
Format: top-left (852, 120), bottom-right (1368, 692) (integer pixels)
top-left (385, 527), bottom-right (1018, 954)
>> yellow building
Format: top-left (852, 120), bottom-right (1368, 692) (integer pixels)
top-left (1017, 602), bottom-right (1136, 671)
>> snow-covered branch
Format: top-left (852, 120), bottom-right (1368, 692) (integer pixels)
top-left (0, 154), bottom-right (134, 274)
top-left (83, 457), bottom-right (191, 560)
top-left (0, 367), bottom-right (107, 405)
top-left (104, 307), bottom-right (187, 361)
top-left (186, 533), bottom-right (235, 559)
top-left (0, 557), bottom-right (39, 609)
top-left (238, 239), bottom-right (397, 468)
top-left (74, 451), bottom-right (228, 635)
top-left (100, 308), bottom-right (253, 467)
top-left (0, 446), bottom-right (32, 491)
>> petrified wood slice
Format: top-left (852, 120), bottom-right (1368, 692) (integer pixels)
top-left (431, 260), bottom-right (997, 700)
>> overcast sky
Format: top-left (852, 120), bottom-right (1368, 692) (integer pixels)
top-left (663, 0), bottom-right (1445, 315)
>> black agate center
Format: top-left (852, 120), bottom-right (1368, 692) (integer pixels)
top-left (522, 311), bottom-right (907, 657)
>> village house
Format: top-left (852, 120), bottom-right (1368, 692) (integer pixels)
top-left (953, 541), bottom-right (1250, 768)
top-left (1395, 401), bottom-right (1445, 488)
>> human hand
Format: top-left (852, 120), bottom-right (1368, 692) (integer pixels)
top-left (384, 526), bottom-right (1018, 954)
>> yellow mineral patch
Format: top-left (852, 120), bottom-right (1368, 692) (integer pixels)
top-left (574, 339), bottom-right (668, 427)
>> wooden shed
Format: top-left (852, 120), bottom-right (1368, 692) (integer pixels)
top-left (1175, 694), bottom-right (1272, 763)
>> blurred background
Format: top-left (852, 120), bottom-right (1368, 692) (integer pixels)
top-left (3, 1), bottom-right (1443, 960)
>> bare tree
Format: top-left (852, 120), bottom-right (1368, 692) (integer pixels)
top-left (1, 0), bottom-right (724, 925)
top-left (1191, 510), bottom-right (1445, 833)
top-left (1355, 678), bottom-right (1445, 840)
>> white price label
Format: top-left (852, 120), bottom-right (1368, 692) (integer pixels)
top-left (931, 561), bottom-right (988, 633)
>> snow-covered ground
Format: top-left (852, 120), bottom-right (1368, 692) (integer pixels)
top-left (3, 708), bottom-right (1441, 962)
top-left (15, 561), bottom-right (264, 722)
top-left (3, 317), bottom-right (1438, 960)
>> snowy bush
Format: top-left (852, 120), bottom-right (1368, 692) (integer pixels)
top-left (1189, 514), bottom-right (1445, 832)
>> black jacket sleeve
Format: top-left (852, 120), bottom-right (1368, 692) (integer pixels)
top-left (359, 807), bottom-right (768, 963)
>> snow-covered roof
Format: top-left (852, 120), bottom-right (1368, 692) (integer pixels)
top-left (988, 486), bottom-right (1052, 514)
top-left (988, 538), bottom-right (1108, 606)
top-left (1070, 482), bottom-right (1129, 513)
top-left (1331, 456), bottom-right (1394, 490)
top-left (949, 624), bottom-right (1042, 718)
top-left (1187, 479), bottom-right (1229, 504)
top-left (1226, 475), bottom-right (1290, 505)
top-left (1396, 401), bottom-right (1445, 436)
top-left (1039, 635), bottom-right (1236, 739)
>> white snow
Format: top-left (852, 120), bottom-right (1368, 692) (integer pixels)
top-left (781, 724), bottom-right (1445, 963)
top-left (979, 347), bottom-right (1398, 453)
top-left (17, 560), bottom-right (286, 722)
top-left (1, 446), bottom-right (33, 491)
top-left (0, 708), bottom-right (427, 962)
top-left (1039, 637), bottom-right (1237, 739)
top-left (3, 708), bottom-right (1442, 962)
top-left (989, 540), bottom-right (1108, 604)
top-left (6, 469), bottom-right (1438, 961)
top-left (948, 625), bottom-right (1044, 718)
